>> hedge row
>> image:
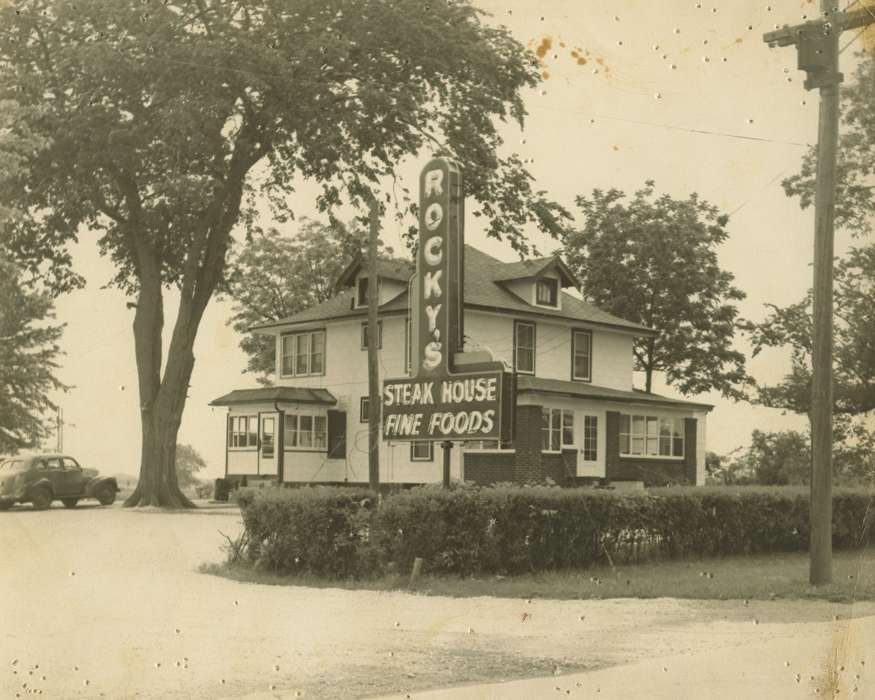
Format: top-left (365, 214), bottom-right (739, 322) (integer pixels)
top-left (234, 485), bottom-right (875, 578)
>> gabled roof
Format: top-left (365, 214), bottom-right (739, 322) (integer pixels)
top-left (250, 245), bottom-right (654, 336)
top-left (209, 387), bottom-right (337, 407)
top-left (492, 255), bottom-right (580, 288)
top-left (516, 375), bottom-right (713, 411)
top-left (334, 256), bottom-right (415, 290)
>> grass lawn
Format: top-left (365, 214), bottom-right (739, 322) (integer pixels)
top-left (202, 547), bottom-right (875, 603)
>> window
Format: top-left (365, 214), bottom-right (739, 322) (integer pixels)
top-left (410, 442), bottom-right (433, 461)
top-left (463, 440), bottom-right (514, 451)
top-left (229, 416), bottom-right (258, 448)
top-left (283, 414), bottom-right (327, 450)
top-left (619, 414), bottom-right (684, 458)
top-left (542, 408), bottom-right (573, 452)
top-left (45, 457), bottom-right (61, 470)
top-left (62, 458), bottom-right (81, 471)
top-left (360, 321), bottom-right (383, 350)
top-left (261, 417), bottom-right (275, 458)
top-left (281, 330), bottom-right (325, 377)
top-left (356, 277), bottom-right (369, 307)
top-left (571, 330), bottom-right (592, 381)
top-left (536, 278), bottom-right (559, 307)
top-left (360, 396), bottom-right (370, 423)
top-left (582, 416), bottom-right (598, 461)
top-left (514, 321), bottom-right (535, 374)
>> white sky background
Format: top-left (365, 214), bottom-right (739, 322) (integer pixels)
top-left (48, 1), bottom-right (875, 478)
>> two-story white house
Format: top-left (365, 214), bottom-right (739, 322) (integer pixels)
top-left (211, 246), bottom-right (711, 488)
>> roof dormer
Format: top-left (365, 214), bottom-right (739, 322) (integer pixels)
top-left (334, 256), bottom-right (414, 309)
top-left (493, 255), bottom-right (580, 311)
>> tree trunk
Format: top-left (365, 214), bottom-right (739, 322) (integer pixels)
top-left (124, 277), bottom-right (198, 509)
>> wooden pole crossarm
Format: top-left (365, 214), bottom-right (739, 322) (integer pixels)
top-left (764, 8), bottom-right (875, 47)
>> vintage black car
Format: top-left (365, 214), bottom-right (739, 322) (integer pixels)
top-left (0, 453), bottom-right (119, 510)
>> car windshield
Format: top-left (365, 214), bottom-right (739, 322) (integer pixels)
top-left (0, 459), bottom-right (27, 472)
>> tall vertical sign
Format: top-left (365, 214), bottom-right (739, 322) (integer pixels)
top-left (418, 158), bottom-right (464, 376)
top-left (382, 158), bottom-right (513, 444)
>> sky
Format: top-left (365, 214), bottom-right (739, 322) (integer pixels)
top-left (45, 0), bottom-right (875, 479)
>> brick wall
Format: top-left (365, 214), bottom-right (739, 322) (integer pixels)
top-left (513, 404), bottom-right (545, 483)
top-left (464, 452), bottom-right (514, 486)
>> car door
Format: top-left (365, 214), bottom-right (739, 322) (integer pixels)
top-left (59, 458), bottom-right (85, 497)
top-left (42, 457), bottom-right (65, 494)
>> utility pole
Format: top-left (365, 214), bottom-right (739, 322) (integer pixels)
top-left (366, 195), bottom-right (381, 491)
top-left (764, 4), bottom-right (875, 586)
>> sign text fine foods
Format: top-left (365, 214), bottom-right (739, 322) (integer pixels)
top-left (381, 158), bottom-right (511, 443)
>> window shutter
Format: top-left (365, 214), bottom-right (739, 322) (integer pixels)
top-left (227, 415), bottom-right (233, 447)
top-left (327, 410), bottom-right (347, 459)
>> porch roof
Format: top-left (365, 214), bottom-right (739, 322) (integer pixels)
top-left (209, 387), bottom-right (337, 407)
top-left (516, 375), bottom-right (713, 411)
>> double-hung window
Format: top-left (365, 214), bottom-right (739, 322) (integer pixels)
top-left (284, 414), bottom-right (327, 450)
top-left (410, 442), bottom-right (433, 462)
top-left (229, 416), bottom-right (257, 448)
top-left (571, 329), bottom-right (592, 381)
top-left (514, 321), bottom-right (535, 374)
top-left (535, 278), bottom-right (559, 307)
top-left (356, 277), bottom-right (369, 307)
top-left (360, 396), bottom-right (370, 423)
top-left (619, 414), bottom-right (684, 458)
top-left (542, 408), bottom-right (574, 452)
top-left (281, 330), bottom-right (325, 377)
top-left (582, 415), bottom-right (598, 461)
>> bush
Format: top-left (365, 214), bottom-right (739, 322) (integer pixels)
top-left (233, 484), bottom-right (875, 579)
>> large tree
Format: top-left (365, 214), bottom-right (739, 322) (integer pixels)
top-left (0, 257), bottom-right (66, 454)
top-left (0, 0), bottom-right (567, 507)
top-left (562, 181), bottom-right (750, 398)
top-left (783, 51), bottom-right (875, 237)
top-left (226, 218), bottom-right (392, 381)
top-left (747, 246), bottom-right (875, 417)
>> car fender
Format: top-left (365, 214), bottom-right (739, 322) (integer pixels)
top-left (85, 476), bottom-right (119, 497)
top-left (25, 478), bottom-right (54, 499)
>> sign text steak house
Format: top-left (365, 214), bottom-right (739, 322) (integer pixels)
top-left (382, 371), bottom-right (505, 441)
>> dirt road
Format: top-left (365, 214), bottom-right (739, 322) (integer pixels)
top-left (2, 504), bottom-right (873, 699)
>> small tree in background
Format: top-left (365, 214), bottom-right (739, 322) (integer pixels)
top-left (226, 219), bottom-right (395, 382)
top-left (0, 257), bottom-right (66, 454)
top-left (174, 443), bottom-right (206, 489)
top-left (562, 181), bottom-right (751, 398)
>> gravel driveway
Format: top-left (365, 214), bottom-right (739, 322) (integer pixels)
top-left (2, 504), bottom-right (873, 699)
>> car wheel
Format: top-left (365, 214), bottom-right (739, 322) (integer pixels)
top-left (96, 484), bottom-right (116, 506)
top-left (30, 488), bottom-right (52, 510)
top-left (61, 498), bottom-right (79, 509)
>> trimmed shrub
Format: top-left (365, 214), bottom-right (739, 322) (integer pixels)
top-left (234, 484), bottom-right (875, 579)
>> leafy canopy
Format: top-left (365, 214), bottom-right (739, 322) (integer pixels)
top-left (226, 218), bottom-right (396, 380)
top-left (783, 52), bottom-right (875, 237)
top-left (0, 0), bottom-right (568, 297)
top-left (0, 257), bottom-right (66, 454)
top-left (747, 245), bottom-right (875, 416)
top-left (174, 442), bottom-right (206, 488)
top-left (562, 181), bottom-right (750, 399)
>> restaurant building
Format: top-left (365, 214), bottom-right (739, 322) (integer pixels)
top-left (211, 245), bottom-right (711, 488)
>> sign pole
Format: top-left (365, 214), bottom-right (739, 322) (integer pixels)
top-left (367, 195), bottom-right (381, 491)
top-left (441, 441), bottom-right (452, 489)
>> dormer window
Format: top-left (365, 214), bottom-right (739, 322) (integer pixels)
top-left (356, 277), bottom-right (369, 308)
top-left (535, 278), bottom-right (559, 307)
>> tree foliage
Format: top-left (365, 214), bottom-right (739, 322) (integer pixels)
top-left (226, 219), bottom-right (394, 381)
top-left (783, 52), bottom-right (875, 237)
top-left (0, 0), bottom-right (567, 506)
top-left (562, 181), bottom-right (750, 398)
top-left (0, 257), bottom-right (66, 454)
top-left (747, 245), bottom-right (875, 416)
top-left (174, 442), bottom-right (206, 488)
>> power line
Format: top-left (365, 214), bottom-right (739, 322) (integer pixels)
top-left (543, 107), bottom-right (813, 148)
